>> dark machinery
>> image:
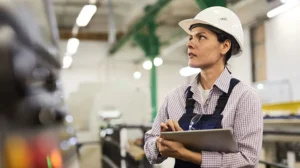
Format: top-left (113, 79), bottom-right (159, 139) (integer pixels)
top-left (100, 123), bottom-right (153, 168)
top-left (0, 0), bottom-right (78, 167)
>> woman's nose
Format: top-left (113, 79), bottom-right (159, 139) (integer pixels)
top-left (186, 40), bottom-right (194, 49)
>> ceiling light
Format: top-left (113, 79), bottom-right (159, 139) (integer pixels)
top-left (154, 57), bottom-right (163, 67)
top-left (257, 83), bottom-right (264, 90)
top-left (62, 56), bottom-right (73, 69)
top-left (143, 60), bottom-right (152, 70)
top-left (76, 5), bottom-right (97, 27)
top-left (133, 71), bottom-right (142, 79)
top-left (66, 38), bottom-right (79, 55)
top-left (72, 26), bottom-right (79, 36)
top-left (267, 0), bottom-right (300, 18)
top-left (179, 66), bottom-right (201, 77)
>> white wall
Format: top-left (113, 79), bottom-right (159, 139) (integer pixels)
top-left (229, 28), bottom-right (252, 85)
top-left (265, 4), bottom-right (300, 101)
top-left (59, 40), bottom-right (187, 131)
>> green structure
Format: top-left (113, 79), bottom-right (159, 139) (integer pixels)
top-left (133, 7), bottom-right (160, 122)
top-left (195, 0), bottom-right (226, 9)
top-left (109, 0), bottom-right (226, 122)
top-left (109, 0), bottom-right (171, 55)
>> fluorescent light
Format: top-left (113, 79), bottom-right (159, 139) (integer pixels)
top-left (62, 56), bottom-right (73, 69)
top-left (180, 66), bottom-right (201, 77)
top-left (257, 83), bottom-right (264, 90)
top-left (154, 57), bottom-right (163, 66)
top-left (67, 38), bottom-right (79, 55)
top-left (133, 71), bottom-right (142, 79)
top-left (72, 26), bottom-right (79, 36)
top-left (143, 60), bottom-right (152, 70)
top-left (76, 5), bottom-right (97, 27)
top-left (267, 0), bottom-right (300, 18)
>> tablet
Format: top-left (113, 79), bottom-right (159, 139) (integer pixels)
top-left (160, 128), bottom-right (238, 153)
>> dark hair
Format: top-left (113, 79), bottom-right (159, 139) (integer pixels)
top-left (189, 23), bottom-right (241, 65)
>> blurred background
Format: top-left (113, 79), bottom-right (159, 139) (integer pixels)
top-left (1, 0), bottom-right (300, 168)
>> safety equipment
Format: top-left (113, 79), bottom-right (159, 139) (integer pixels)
top-left (178, 6), bottom-right (244, 56)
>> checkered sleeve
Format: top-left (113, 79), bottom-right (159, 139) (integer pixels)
top-left (144, 95), bottom-right (169, 164)
top-left (201, 89), bottom-right (263, 168)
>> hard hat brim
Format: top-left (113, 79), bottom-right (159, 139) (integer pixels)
top-left (178, 19), bottom-right (209, 35)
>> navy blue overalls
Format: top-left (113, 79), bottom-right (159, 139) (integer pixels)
top-left (174, 78), bottom-right (240, 168)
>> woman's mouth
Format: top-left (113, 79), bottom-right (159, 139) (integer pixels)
top-left (188, 52), bottom-right (196, 58)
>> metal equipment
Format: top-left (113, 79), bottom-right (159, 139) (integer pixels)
top-left (0, 0), bottom-right (79, 167)
top-left (100, 123), bottom-right (153, 168)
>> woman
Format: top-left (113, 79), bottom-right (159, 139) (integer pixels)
top-left (144, 6), bottom-right (263, 168)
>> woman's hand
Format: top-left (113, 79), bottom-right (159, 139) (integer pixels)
top-left (156, 120), bottom-right (185, 158)
top-left (156, 120), bottom-right (183, 153)
top-left (156, 138), bottom-right (187, 160)
top-left (160, 119), bottom-right (183, 132)
top-left (156, 120), bottom-right (202, 164)
top-left (157, 138), bottom-right (202, 165)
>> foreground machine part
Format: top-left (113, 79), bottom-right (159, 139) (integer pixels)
top-left (0, 0), bottom-right (79, 167)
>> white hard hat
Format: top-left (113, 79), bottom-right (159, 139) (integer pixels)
top-left (178, 6), bottom-right (244, 56)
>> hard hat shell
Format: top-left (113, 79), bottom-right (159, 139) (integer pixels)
top-left (178, 6), bottom-right (244, 56)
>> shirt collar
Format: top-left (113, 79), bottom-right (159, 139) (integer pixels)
top-left (189, 68), bottom-right (232, 94)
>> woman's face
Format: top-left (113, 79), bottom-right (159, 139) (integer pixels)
top-left (186, 26), bottom-right (228, 69)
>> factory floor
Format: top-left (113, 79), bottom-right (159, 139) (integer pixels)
top-left (79, 145), bottom-right (102, 168)
top-left (76, 145), bottom-right (173, 168)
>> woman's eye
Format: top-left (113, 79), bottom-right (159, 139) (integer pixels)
top-left (199, 35), bottom-right (206, 40)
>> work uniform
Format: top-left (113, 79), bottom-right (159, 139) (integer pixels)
top-left (144, 68), bottom-right (263, 167)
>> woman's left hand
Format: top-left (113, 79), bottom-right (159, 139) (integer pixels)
top-left (157, 137), bottom-right (187, 160)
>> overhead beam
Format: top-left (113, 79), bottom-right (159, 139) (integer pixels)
top-left (108, 0), bottom-right (171, 55)
top-left (195, 0), bottom-right (226, 9)
top-left (59, 29), bottom-right (124, 41)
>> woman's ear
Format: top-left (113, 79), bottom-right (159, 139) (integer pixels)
top-left (220, 39), bottom-right (231, 55)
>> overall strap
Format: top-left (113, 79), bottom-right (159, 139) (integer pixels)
top-left (214, 78), bottom-right (240, 115)
top-left (185, 86), bottom-right (195, 114)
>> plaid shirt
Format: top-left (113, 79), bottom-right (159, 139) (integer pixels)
top-left (144, 69), bottom-right (263, 168)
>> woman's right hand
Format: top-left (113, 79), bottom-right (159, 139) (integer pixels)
top-left (160, 122), bottom-right (170, 132)
top-left (156, 120), bottom-right (183, 153)
top-left (160, 119), bottom-right (183, 132)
